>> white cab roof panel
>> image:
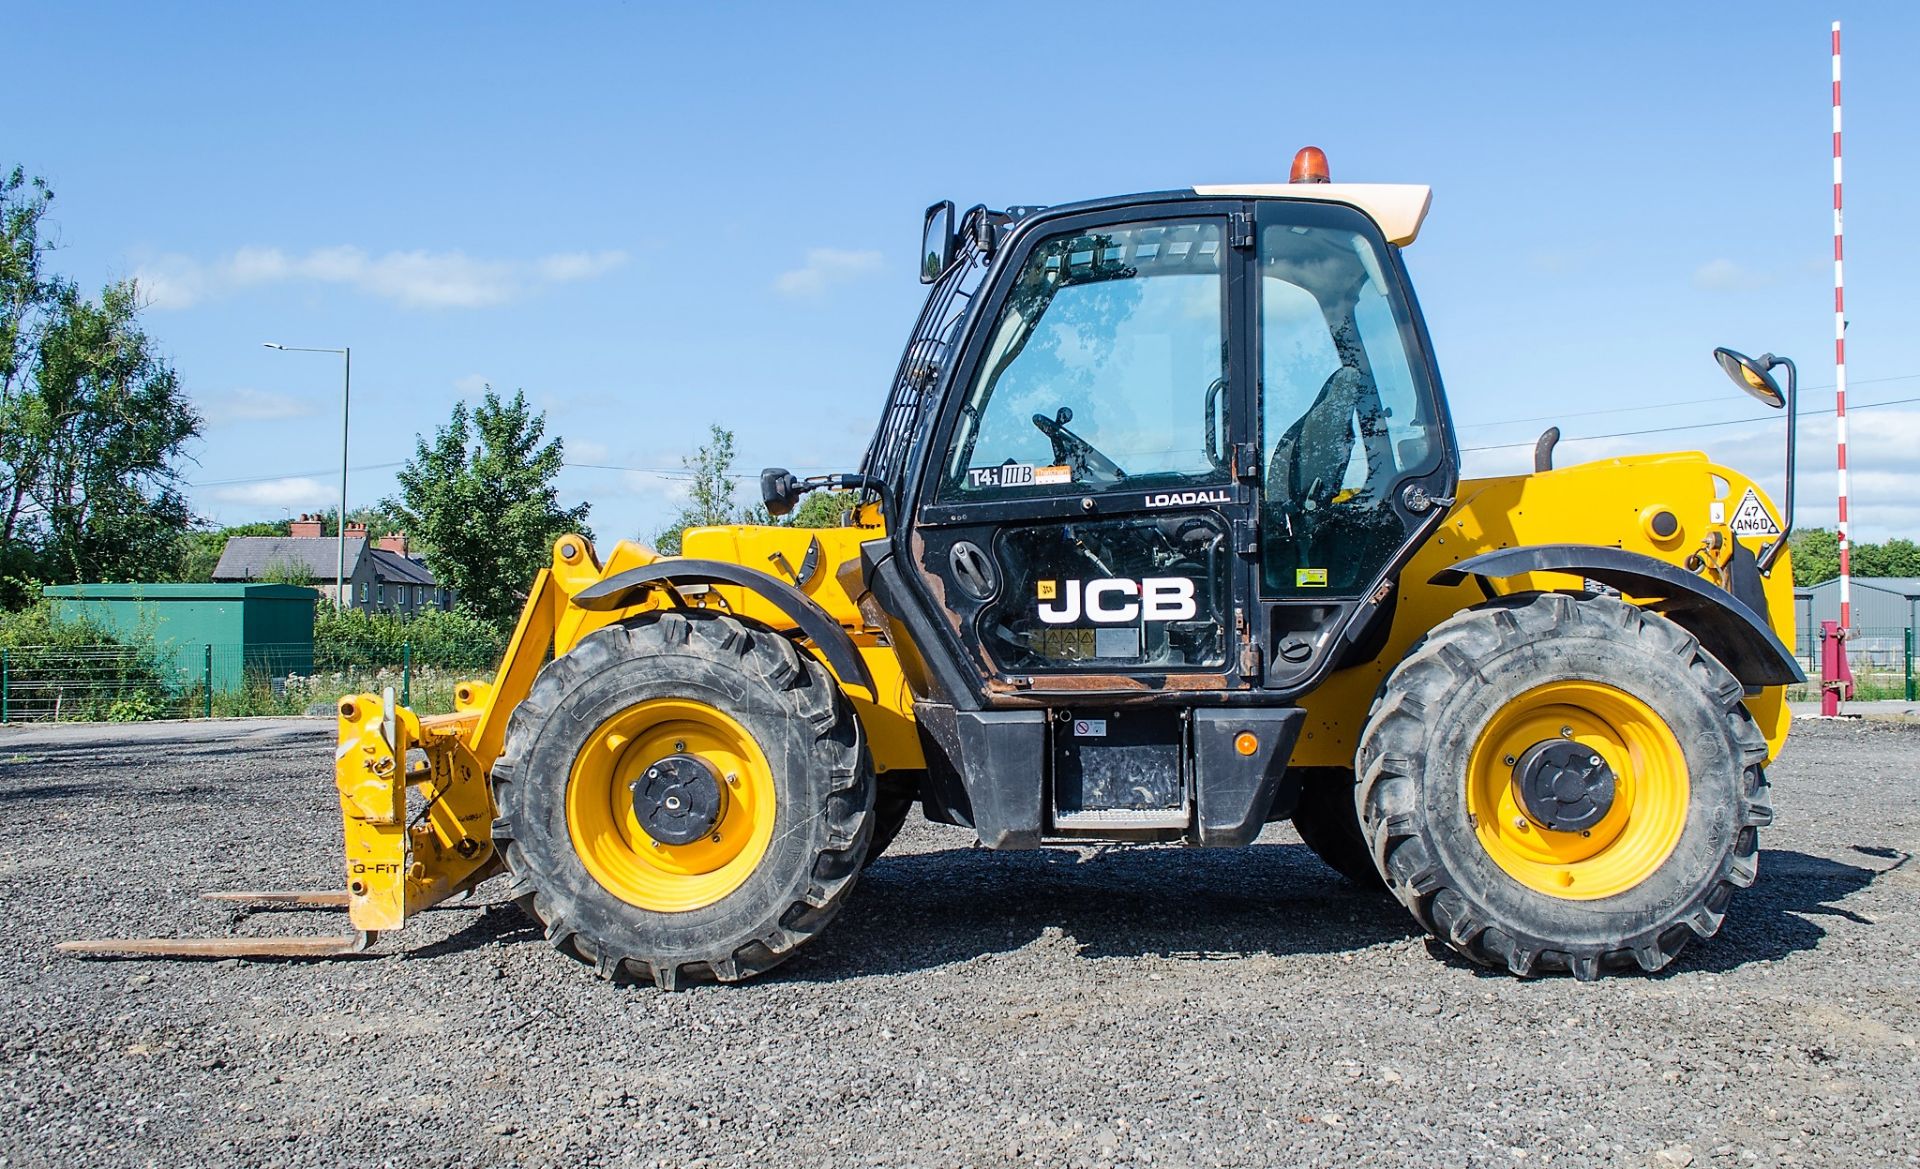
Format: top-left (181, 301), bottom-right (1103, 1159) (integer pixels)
top-left (1189, 183), bottom-right (1432, 246)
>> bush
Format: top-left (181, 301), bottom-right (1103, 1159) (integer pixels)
top-left (313, 606), bottom-right (508, 672)
top-left (0, 600), bottom-right (173, 720)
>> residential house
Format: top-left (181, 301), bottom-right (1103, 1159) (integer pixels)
top-left (212, 516), bottom-right (456, 614)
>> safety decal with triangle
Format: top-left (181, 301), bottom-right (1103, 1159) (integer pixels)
top-left (1727, 486), bottom-right (1782, 537)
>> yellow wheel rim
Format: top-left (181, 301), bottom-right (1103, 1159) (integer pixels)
top-left (1466, 680), bottom-right (1689, 901)
top-left (566, 698), bottom-right (776, 913)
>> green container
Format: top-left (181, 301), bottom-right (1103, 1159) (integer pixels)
top-left (42, 583), bottom-right (317, 692)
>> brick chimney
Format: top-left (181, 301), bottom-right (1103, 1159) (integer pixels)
top-left (378, 531), bottom-right (409, 556)
top-left (344, 521), bottom-right (368, 541)
top-left (289, 513), bottom-right (323, 538)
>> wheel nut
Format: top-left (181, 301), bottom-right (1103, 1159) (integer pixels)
top-left (1588, 755), bottom-right (1602, 767)
top-left (647, 767), bottom-right (659, 779)
top-left (1513, 815), bottom-right (1529, 831)
top-left (710, 832), bottom-right (722, 844)
top-left (673, 740), bottom-right (686, 752)
top-left (1503, 754), bottom-right (1516, 767)
top-left (1560, 726), bottom-right (1574, 738)
top-left (725, 772), bottom-right (739, 786)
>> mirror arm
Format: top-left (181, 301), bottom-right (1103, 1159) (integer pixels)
top-left (821, 472), bottom-right (894, 523)
top-left (1758, 354), bottom-right (1796, 573)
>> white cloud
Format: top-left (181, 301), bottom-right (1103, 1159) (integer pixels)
top-left (454, 373), bottom-right (491, 395)
top-left (199, 387), bottom-right (317, 424)
top-left (568, 438), bottom-right (612, 464)
top-left (536, 251), bottom-right (629, 282)
top-left (1691, 258), bottom-right (1775, 292)
top-left (773, 248), bottom-right (884, 299)
top-left (205, 476), bottom-right (335, 510)
top-left (136, 246), bottom-right (628, 310)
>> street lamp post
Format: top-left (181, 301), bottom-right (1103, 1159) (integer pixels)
top-left (264, 343), bottom-right (351, 608)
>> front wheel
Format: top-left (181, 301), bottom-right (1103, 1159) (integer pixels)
top-left (1357, 592), bottom-right (1773, 980)
top-left (491, 610), bottom-right (874, 988)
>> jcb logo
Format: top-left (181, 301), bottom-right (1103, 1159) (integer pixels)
top-left (1036, 578), bottom-right (1197, 624)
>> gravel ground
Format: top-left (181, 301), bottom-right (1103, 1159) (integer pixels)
top-left (0, 716), bottom-right (1916, 1169)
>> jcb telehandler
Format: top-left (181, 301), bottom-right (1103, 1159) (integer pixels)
top-left (64, 148), bottom-right (1805, 983)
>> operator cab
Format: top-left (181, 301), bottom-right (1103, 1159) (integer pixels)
top-left (779, 149), bottom-right (1460, 845)
top-left (868, 149), bottom-right (1456, 705)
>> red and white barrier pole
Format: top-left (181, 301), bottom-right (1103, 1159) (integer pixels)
top-left (1832, 21), bottom-right (1851, 631)
top-left (1827, 20), bottom-right (1852, 716)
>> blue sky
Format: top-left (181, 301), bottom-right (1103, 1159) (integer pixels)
top-left (12, 2), bottom-right (1919, 543)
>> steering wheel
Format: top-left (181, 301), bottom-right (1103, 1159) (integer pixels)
top-left (1031, 407), bottom-right (1127, 484)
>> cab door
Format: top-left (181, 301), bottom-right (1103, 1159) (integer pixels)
top-left (1250, 199), bottom-right (1458, 691)
top-left (909, 204), bottom-right (1257, 696)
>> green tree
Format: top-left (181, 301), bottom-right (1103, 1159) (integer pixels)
top-left (1788, 528), bottom-right (1839, 587)
top-left (1851, 537), bottom-right (1920, 580)
top-left (653, 424), bottom-right (743, 555)
top-left (788, 488), bottom-right (856, 528)
top-left (652, 425), bottom-right (855, 554)
top-left (172, 520), bottom-right (287, 582)
top-left (389, 386), bottom-right (590, 628)
top-left (0, 166), bottom-right (201, 602)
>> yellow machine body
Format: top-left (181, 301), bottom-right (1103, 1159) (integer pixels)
top-left (333, 447), bottom-right (1792, 934)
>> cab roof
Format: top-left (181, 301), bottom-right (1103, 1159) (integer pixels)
top-left (1191, 183), bottom-right (1432, 246)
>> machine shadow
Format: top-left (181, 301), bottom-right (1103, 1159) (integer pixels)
top-left (1674, 845), bottom-right (1909, 974)
top-left (778, 840), bottom-right (1413, 983)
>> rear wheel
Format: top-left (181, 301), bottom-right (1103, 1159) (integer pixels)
top-left (1357, 592), bottom-right (1772, 980)
top-left (1289, 768), bottom-right (1384, 890)
top-left (491, 610), bottom-right (874, 988)
top-left (865, 778), bottom-right (919, 866)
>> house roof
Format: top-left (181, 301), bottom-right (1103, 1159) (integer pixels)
top-left (212, 537), bottom-right (442, 588)
top-left (213, 537), bottom-right (366, 582)
top-left (369, 548), bottom-right (438, 586)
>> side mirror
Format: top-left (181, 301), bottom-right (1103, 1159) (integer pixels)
top-left (1710, 346), bottom-right (1797, 574)
top-left (920, 200), bottom-right (956, 284)
top-left (1712, 346), bottom-right (1786, 409)
top-left (760, 467), bottom-right (805, 518)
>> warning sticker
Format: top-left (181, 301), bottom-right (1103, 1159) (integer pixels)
top-left (1074, 719), bottom-right (1108, 738)
top-left (1036, 580), bottom-right (1058, 600)
top-left (1727, 487), bottom-right (1782, 537)
top-left (1034, 464), bottom-right (1073, 485)
top-left (1296, 567), bottom-right (1329, 588)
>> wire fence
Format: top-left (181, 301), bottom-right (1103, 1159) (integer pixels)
top-left (2, 623), bottom-right (1910, 723)
top-left (1792, 625), bottom-right (1916, 703)
top-left (0, 636), bottom-right (504, 723)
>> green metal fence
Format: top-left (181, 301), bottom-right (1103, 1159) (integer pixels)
top-left (0, 636), bottom-right (502, 723)
top-left (1792, 624), bottom-right (1916, 703)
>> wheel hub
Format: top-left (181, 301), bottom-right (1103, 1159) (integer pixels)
top-left (1512, 739), bottom-right (1615, 832)
top-left (632, 754), bottom-right (726, 845)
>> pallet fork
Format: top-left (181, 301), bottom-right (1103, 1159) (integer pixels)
top-left (58, 685), bottom-right (503, 960)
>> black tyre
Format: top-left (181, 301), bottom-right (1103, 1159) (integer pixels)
top-left (1357, 592), bottom-right (1772, 980)
top-left (1290, 768), bottom-right (1385, 890)
top-left (491, 610), bottom-right (874, 988)
top-left (864, 777), bottom-right (919, 866)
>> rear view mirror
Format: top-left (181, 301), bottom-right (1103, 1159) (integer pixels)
top-left (1709, 345), bottom-right (1797, 573)
top-left (921, 200), bottom-right (956, 284)
top-left (1712, 347), bottom-right (1786, 410)
top-left (760, 468), bottom-right (804, 518)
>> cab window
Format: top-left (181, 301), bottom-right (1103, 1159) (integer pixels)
top-left (1259, 216), bottom-right (1433, 595)
top-left (940, 219), bottom-right (1228, 500)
